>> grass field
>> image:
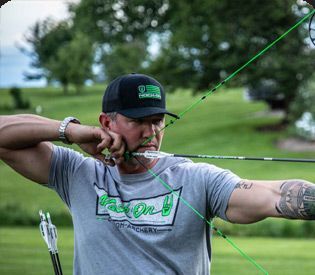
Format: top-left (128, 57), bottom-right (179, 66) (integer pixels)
top-left (1, 86), bottom-right (315, 223)
top-left (1, 86), bottom-right (315, 273)
top-left (0, 227), bottom-right (314, 275)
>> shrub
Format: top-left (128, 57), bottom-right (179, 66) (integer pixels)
top-left (9, 87), bottom-right (30, 110)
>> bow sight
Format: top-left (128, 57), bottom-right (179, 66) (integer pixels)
top-left (310, 12), bottom-right (315, 46)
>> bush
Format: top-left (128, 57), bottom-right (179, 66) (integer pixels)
top-left (213, 218), bottom-right (315, 238)
top-left (244, 80), bottom-right (286, 110)
top-left (9, 87), bottom-right (30, 110)
top-left (289, 79), bottom-right (315, 140)
top-left (289, 80), bottom-right (315, 122)
top-left (294, 112), bottom-right (315, 141)
top-left (0, 202), bottom-right (72, 226)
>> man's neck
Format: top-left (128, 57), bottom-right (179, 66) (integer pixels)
top-left (117, 159), bottom-right (158, 174)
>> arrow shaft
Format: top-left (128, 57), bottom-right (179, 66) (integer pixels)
top-left (173, 153), bottom-right (315, 163)
top-left (134, 151), bottom-right (315, 163)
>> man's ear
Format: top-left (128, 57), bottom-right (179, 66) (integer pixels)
top-left (99, 112), bottom-right (111, 129)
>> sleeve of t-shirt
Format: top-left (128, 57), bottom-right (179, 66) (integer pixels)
top-left (47, 145), bottom-right (86, 208)
top-left (204, 164), bottom-right (241, 221)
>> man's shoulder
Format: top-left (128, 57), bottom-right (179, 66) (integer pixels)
top-left (53, 144), bottom-right (85, 158)
top-left (162, 158), bottom-right (230, 179)
top-left (52, 144), bottom-right (99, 168)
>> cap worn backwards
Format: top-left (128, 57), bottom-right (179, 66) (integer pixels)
top-left (102, 73), bottom-right (178, 119)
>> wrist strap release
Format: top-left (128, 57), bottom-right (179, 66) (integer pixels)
top-left (58, 117), bottom-right (81, 144)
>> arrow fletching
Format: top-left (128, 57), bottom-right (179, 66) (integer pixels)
top-left (132, 150), bottom-right (174, 159)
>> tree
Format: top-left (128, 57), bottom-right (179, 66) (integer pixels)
top-left (71, 0), bottom-right (169, 81)
top-left (22, 19), bottom-right (73, 85)
top-left (152, 0), bottom-right (315, 122)
top-left (71, 0), bottom-right (168, 44)
top-left (48, 32), bottom-right (94, 94)
top-left (102, 40), bottom-right (147, 81)
top-left (71, 0), bottom-right (315, 121)
top-left (22, 19), bottom-right (94, 93)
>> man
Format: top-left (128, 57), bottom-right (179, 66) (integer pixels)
top-left (0, 73), bottom-right (314, 274)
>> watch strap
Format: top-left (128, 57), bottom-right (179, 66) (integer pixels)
top-left (58, 117), bottom-right (81, 144)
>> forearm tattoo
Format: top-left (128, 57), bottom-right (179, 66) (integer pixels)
top-left (276, 180), bottom-right (315, 220)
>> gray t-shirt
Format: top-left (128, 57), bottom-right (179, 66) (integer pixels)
top-left (48, 145), bottom-right (240, 275)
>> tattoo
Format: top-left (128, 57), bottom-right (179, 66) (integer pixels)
top-left (276, 180), bottom-right (315, 220)
top-left (235, 181), bottom-right (253, 190)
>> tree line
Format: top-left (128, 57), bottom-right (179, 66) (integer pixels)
top-left (23, 0), bottom-right (315, 122)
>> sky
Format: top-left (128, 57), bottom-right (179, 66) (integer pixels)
top-left (0, 0), bottom-right (78, 88)
top-left (0, 0), bottom-right (313, 89)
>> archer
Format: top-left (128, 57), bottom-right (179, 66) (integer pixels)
top-left (1, 73), bottom-right (315, 274)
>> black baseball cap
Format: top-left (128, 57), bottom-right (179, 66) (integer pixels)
top-left (102, 73), bottom-right (179, 119)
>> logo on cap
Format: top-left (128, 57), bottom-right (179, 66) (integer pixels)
top-left (138, 85), bottom-right (161, 100)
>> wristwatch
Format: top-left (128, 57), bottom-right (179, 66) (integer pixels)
top-left (58, 117), bottom-right (81, 144)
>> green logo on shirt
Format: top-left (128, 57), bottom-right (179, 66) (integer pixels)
top-left (138, 85), bottom-right (162, 100)
top-left (99, 194), bottom-right (173, 218)
top-left (94, 184), bottom-right (181, 226)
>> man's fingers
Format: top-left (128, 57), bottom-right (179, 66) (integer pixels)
top-left (90, 129), bottom-right (125, 163)
top-left (96, 131), bottom-right (113, 152)
top-left (107, 130), bottom-right (126, 158)
top-left (78, 127), bottom-right (125, 165)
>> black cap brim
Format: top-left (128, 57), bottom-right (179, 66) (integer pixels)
top-left (118, 107), bottom-right (179, 119)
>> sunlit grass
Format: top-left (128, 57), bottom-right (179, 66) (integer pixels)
top-left (1, 85), bottom-right (315, 273)
top-left (1, 86), bottom-right (314, 222)
top-left (0, 227), bottom-right (314, 275)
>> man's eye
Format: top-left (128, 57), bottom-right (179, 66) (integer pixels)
top-left (154, 120), bottom-right (163, 125)
top-left (131, 119), bottom-right (142, 124)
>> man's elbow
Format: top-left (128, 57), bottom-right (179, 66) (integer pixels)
top-left (226, 209), bottom-right (267, 224)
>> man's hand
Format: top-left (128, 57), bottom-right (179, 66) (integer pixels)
top-left (66, 123), bottom-right (126, 166)
top-left (0, 114), bottom-right (126, 184)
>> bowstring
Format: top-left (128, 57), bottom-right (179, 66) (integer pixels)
top-left (135, 8), bottom-right (315, 274)
top-left (135, 157), bottom-right (269, 274)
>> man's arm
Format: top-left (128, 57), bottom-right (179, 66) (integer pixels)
top-left (0, 114), bottom-right (125, 185)
top-left (0, 115), bottom-right (61, 184)
top-left (226, 179), bottom-right (315, 224)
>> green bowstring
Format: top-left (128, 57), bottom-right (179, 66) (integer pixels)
top-left (135, 9), bottom-right (315, 274)
top-left (144, 167), bottom-right (269, 274)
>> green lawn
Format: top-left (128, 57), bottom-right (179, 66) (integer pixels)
top-left (0, 227), bottom-right (314, 275)
top-left (1, 86), bottom-right (315, 224)
top-left (1, 86), bottom-right (315, 273)
top-left (0, 227), bottom-right (73, 275)
top-left (211, 236), bottom-right (315, 274)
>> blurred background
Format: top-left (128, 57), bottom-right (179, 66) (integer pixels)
top-left (1, 0), bottom-right (315, 274)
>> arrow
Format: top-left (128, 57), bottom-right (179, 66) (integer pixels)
top-left (39, 210), bottom-right (63, 275)
top-left (132, 150), bottom-right (315, 163)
